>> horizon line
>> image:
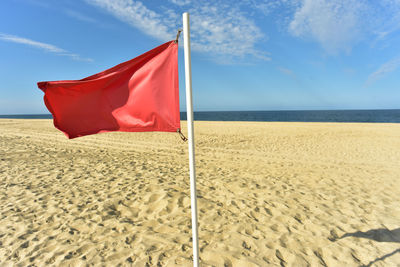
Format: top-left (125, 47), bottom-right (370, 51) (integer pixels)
top-left (1, 108), bottom-right (400, 116)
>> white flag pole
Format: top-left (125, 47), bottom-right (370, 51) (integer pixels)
top-left (183, 12), bottom-right (199, 267)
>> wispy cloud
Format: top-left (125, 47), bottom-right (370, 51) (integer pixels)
top-left (243, 0), bottom-right (296, 16)
top-left (288, 0), bottom-right (367, 54)
top-left (24, 0), bottom-right (98, 25)
top-left (277, 66), bottom-right (295, 77)
top-left (283, 0), bottom-right (400, 53)
top-left (188, 2), bottom-right (268, 61)
top-left (0, 33), bottom-right (93, 62)
top-left (277, 66), bottom-right (302, 84)
top-left (64, 9), bottom-right (98, 24)
top-left (366, 56), bottom-right (400, 85)
top-left (0, 33), bottom-right (66, 53)
top-left (86, 0), bottom-right (171, 41)
top-left (169, 0), bottom-right (191, 6)
top-left (24, 0), bottom-right (400, 59)
top-left (371, 0), bottom-right (400, 46)
top-left (86, 0), bottom-right (269, 63)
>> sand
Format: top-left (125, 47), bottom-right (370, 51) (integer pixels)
top-left (0, 119), bottom-right (399, 266)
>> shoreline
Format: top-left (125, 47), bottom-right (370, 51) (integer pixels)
top-left (1, 117), bottom-right (400, 125)
top-left (1, 108), bottom-right (400, 124)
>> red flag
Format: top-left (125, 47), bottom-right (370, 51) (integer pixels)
top-left (38, 41), bottom-right (180, 139)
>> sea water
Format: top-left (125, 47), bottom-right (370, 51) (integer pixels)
top-left (1, 109), bottom-right (400, 123)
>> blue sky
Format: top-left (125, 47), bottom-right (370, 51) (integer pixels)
top-left (0, 0), bottom-right (399, 114)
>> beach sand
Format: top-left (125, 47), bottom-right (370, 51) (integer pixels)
top-left (0, 119), bottom-right (399, 266)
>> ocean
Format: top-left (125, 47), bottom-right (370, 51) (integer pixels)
top-left (1, 109), bottom-right (399, 123)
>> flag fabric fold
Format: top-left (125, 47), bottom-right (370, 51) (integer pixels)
top-left (38, 41), bottom-right (180, 139)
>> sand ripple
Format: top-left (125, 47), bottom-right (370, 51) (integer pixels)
top-left (0, 119), bottom-right (400, 266)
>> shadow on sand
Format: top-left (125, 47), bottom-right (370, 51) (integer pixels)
top-left (340, 228), bottom-right (400, 243)
top-left (338, 228), bottom-right (400, 267)
top-left (360, 248), bottom-right (400, 267)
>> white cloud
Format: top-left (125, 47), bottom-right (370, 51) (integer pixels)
top-left (169, 0), bottom-right (191, 6)
top-left (86, 0), bottom-right (171, 41)
top-left (366, 56), bottom-right (400, 85)
top-left (0, 33), bottom-right (66, 53)
top-left (244, 0), bottom-right (298, 16)
top-left (284, 0), bottom-right (400, 53)
top-left (189, 3), bottom-right (268, 60)
top-left (0, 33), bottom-right (93, 62)
top-left (288, 0), bottom-right (367, 53)
top-left (86, 0), bottom-right (269, 62)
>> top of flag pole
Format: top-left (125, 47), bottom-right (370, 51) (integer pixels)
top-left (175, 29), bottom-right (182, 43)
